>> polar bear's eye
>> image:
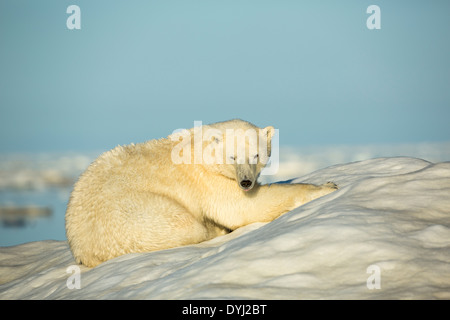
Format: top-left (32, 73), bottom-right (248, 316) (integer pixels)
top-left (254, 154), bottom-right (259, 159)
top-left (229, 156), bottom-right (236, 161)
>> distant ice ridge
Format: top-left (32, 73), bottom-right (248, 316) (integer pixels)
top-left (0, 152), bottom-right (98, 191)
top-left (261, 141), bottom-right (450, 183)
top-left (1, 142), bottom-right (449, 190)
top-left (0, 157), bottom-right (449, 299)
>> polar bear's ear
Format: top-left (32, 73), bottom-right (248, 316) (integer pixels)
top-left (261, 126), bottom-right (275, 158)
top-left (262, 126), bottom-right (275, 141)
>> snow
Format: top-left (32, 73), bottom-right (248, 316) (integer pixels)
top-left (0, 157), bottom-right (450, 299)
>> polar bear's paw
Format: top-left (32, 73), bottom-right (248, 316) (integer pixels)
top-left (324, 181), bottom-right (338, 189)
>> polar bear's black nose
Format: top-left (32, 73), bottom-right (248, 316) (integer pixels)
top-left (240, 180), bottom-right (252, 189)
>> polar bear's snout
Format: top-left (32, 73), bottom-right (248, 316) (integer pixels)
top-left (236, 163), bottom-right (258, 192)
top-left (240, 179), bottom-right (253, 190)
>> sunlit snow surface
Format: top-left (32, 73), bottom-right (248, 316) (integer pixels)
top-left (0, 157), bottom-right (450, 299)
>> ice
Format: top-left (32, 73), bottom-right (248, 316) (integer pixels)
top-left (0, 157), bottom-right (449, 299)
top-left (0, 152), bottom-right (96, 191)
top-left (2, 142), bottom-right (450, 191)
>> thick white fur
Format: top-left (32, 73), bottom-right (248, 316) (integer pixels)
top-left (65, 120), bottom-right (337, 267)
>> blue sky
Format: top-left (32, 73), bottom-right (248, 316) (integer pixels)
top-left (1, 0), bottom-right (449, 152)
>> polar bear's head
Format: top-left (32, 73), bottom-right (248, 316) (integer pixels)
top-left (200, 119), bottom-right (275, 192)
top-left (170, 119), bottom-right (275, 192)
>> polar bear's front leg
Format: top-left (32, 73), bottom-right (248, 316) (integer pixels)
top-left (292, 181), bottom-right (338, 208)
top-left (210, 182), bottom-right (338, 230)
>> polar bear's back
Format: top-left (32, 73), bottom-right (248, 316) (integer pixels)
top-left (65, 139), bottom-right (190, 267)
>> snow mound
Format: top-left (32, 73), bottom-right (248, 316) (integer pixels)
top-left (1, 157), bottom-right (449, 299)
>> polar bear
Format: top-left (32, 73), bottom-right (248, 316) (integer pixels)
top-left (65, 119), bottom-right (337, 267)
